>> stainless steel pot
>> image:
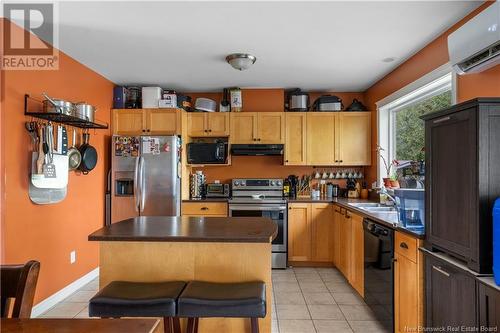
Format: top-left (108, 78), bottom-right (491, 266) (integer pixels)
top-left (42, 93), bottom-right (74, 115)
top-left (74, 102), bottom-right (96, 122)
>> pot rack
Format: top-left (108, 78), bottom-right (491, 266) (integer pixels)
top-left (24, 94), bottom-right (109, 129)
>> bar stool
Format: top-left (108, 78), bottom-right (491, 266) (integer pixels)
top-left (89, 281), bottom-right (186, 333)
top-left (178, 281), bottom-right (266, 333)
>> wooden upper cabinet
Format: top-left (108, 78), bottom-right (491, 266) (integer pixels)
top-left (337, 112), bottom-right (371, 165)
top-left (285, 113), bottom-right (307, 165)
top-left (113, 109), bottom-right (145, 135)
top-left (349, 211), bottom-right (364, 297)
top-left (146, 109), bottom-right (180, 135)
top-left (207, 113), bottom-right (230, 136)
top-left (288, 203), bottom-right (312, 262)
top-left (257, 112), bottom-right (285, 144)
top-left (187, 113), bottom-right (207, 136)
top-left (306, 113), bottom-right (336, 165)
top-left (113, 109), bottom-right (180, 135)
top-left (230, 113), bottom-right (258, 144)
top-left (187, 113), bottom-right (229, 137)
top-left (311, 203), bottom-right (333, 262)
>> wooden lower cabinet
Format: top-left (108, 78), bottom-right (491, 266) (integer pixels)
top-left (181, 202), bottom-right (228, 217)
top-left (478, 281), bottom-right (500, 328)
top-left (425, 252), bottom-right (477, 328)
top-left (311, 203), bottom-right (333, 262)
top-left (288, 203), bottom-right (333, 263)
top-left (288, 203), bottom-right (312, 262)
top-left (336, 207), bottom-right (351, 278)
top-left (349, 211), bottom-right (364, 297)
top-left (394, 232), bottom-right (424, 333)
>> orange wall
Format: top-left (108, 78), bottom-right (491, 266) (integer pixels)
top-left (190, 89), bottom-right (366, 183)
top-left (0, 19), bottom-right (113, 305)
top-left (364, 1), bottom-right (500, 184)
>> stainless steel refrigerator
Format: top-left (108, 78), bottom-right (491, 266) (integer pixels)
top-left (110, 135), bottom-right (180, 224)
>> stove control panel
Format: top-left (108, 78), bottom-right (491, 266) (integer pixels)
top-left (231, 178), bottom-right (283, 189)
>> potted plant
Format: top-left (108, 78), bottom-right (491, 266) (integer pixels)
top-left (376, 146), bottom-right (393, 187)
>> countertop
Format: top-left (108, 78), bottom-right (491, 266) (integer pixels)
top-left (182, 198), bottom-right (230, 202)
top-left (181, 196), bottom-right (425, 238)
top-left (88, 216), bottom-right (277, 243)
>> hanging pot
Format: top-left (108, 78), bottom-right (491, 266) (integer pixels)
top-left (78, 131), bottom-right (97, 175)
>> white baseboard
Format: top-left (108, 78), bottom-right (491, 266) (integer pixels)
top-left (31, 267), bottom-right (99, 318)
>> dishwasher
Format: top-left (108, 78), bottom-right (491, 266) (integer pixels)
top-left (363, 218), bottom-right (394, 332)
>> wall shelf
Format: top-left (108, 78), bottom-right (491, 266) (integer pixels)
top-left (24, 94), bottom-right (109, 129)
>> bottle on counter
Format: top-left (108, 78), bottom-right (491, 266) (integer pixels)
top-left (283, 178), bottom-right (291, 197)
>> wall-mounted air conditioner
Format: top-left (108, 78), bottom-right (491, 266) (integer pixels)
top-left (448, 1), bottom-right (500, 75)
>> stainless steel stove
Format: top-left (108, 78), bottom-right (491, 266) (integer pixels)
top-left (229, 178), bottom-right (287, 269)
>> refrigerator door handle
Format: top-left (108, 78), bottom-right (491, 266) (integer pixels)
top-left (134, 156), bottom-right (141, 212)
top-left (139, 156), bottom-right (146, 213)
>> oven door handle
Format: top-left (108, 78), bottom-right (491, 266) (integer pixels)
top-left (229, 205), bottom-right (287, 211)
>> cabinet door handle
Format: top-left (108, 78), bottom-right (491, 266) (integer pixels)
top-left (432, 265), bottom-right (450, 277)
top-left (335, 160), bottom-right (339, 163)
top-left (433, 116), bottom-right (451, 124)
top-left (285, 160), bottom-right (289, 163)
top-left (258, 138), bottom-right (261, 141)
top-left (399, 242), bottom-right (408, 249)
top-left (208, 129), bottom-right (212, 132)
top-left (339, 160), bottom-right (343, 163)
top-left (200, 207), bottom-right (209, 211)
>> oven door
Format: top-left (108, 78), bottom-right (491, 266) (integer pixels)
top-left (229, 204), bottom-right (287, 252)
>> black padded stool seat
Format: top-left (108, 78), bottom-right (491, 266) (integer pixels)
top-left (89, 281), bottom-right (186, 317)
top-left (178, 281), bottom-right (266, 318)
top-left (89, 281), bottom-right (185, 333)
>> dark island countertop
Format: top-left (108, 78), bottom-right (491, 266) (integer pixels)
top-left (88, 216), bottom-right (278, 243)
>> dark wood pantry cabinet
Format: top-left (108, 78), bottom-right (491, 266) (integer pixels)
top-left (424, 252), bottom-right (477, 328)
top-left (422, 98), bottom-right (500, 273)
top-left (477, 280), bottom-right (500, 329)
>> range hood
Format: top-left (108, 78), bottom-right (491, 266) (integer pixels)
top-left (231, 144), bottom-right (284, 156)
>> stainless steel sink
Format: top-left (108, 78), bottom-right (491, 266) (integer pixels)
top-left (364, 207), bottom-right (398, 212)
top-left (348, 202), bottom-right (398, 213)
top-left (347, 203), bottom-right (382, 208)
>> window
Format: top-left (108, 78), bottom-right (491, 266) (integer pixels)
top-left (393, 89), bottom-right (452, 161)
top-left (377, 66), bottom-right (454, 183)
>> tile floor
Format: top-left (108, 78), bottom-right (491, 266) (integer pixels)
top-left (39, 267), bottom-right (390, 333)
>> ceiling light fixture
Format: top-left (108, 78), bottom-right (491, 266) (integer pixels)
top-left (226, 53), bottom-right (257, 71)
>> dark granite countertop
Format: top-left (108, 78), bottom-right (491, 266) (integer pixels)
top-left (181, 196), bottom-right (424, 239)
top-left (289, 197), bottom-right (425, 239)
top-left (89, 216), bottom-right (277, 243)
top-left (182, 198), bottom-right (230, 203)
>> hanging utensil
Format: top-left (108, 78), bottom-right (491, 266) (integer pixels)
top-left (78, 129), bottom-right (98, 175)
top-left (43, 123), bottom-right (56, 178)
top-left (36, 125), bottom-right (45, 174)
top-left (67, 128), bottom-right (82, 171)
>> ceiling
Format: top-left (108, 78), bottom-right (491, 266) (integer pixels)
top-left (55, 1), bottom-right (482, 92)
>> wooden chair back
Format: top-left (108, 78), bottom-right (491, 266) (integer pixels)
top-left (1, 260), bottom-right (40, 318)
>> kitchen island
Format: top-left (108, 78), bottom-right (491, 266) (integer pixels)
top-left (89, 216), bottom-right (277, 333)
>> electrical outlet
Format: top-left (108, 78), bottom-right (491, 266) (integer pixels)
top-left (70, 250), bottom-right (76, 264)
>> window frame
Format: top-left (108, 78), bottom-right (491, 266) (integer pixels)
top-left (376, 63), bottom-right (456, 185)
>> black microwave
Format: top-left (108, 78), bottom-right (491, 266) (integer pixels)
top-left (187, 142), bottom-right (227, 164)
